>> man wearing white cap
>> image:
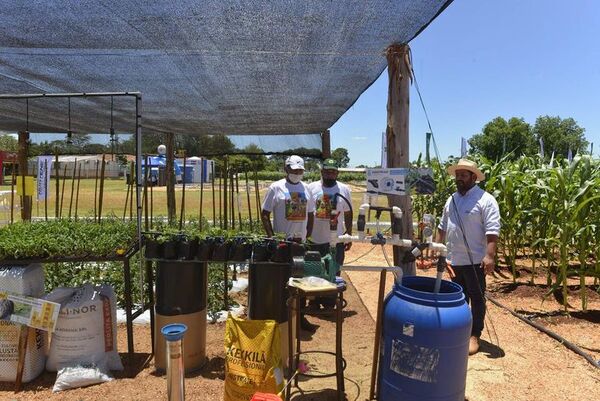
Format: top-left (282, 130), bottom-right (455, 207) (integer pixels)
top-left (261, 155), bottom-right (315, 242)
top-left (261, 155), bottom-right (317, 331)
top-left (437, 159), bottom-right (500, 355)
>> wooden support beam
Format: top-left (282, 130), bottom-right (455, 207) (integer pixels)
top-left (385, 43), bottom-right (415, 276)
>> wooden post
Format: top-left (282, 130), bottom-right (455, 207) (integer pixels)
top-left (18, 132), bottom-right (31, 221)
top-left (59, 164), bottom-right (67, 218)
top-left (68, 158), bottom-right (77, 218)
top-left (179, 153), bottom-right (187, 230)
top-left (223, 157), bottom-right (228, 230)
top-left (244, 170), bottom-right (253, 231)
top-left (199, 158), bottom-right (204, 231)
top-left (385, 43), bottom-right (415, 276)
top-left (166, 133), bottom-right (176, 225)
top-left (321, 130), bottom-right (331, 159)
top-left (74, 162), bottom-right (81, 220)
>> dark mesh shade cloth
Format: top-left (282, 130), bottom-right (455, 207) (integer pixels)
top-left (0, 1), bottom-right (452, 136)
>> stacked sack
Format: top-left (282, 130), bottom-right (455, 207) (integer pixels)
top-left (46, 284), bottom-right (122, 392)
top-left (0, 264), bottom-right (47, 383)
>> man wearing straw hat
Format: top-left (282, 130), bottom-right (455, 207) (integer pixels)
top-left (437, 158), bottom-right (500, 355)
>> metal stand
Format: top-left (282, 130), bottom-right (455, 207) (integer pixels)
top-left (286, 284), bottom-right (347, 401)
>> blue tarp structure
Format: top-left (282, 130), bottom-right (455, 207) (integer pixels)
top-left (141, 155), bottom-right (182, 183)
top-left (0, 1), bottom-right (452, 142)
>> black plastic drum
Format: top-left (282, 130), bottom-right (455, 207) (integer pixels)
top-left (248, 262), bottom-right (291, 323)
top-left (156, 261), bottom-right (208, 316)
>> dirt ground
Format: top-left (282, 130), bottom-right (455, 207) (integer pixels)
top-left (2, 243), bottom-right (600, 400)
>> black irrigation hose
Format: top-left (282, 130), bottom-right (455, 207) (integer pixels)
top-left (486, 295), bottom-right (600, 369)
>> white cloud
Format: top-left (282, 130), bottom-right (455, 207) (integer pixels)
top-left (352, 136), bottom-right (367, 141)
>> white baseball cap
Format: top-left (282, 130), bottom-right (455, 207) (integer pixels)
top-left (285, 155), bottom-right (305, 170)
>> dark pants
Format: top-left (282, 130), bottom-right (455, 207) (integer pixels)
top-left (451, 265), bottom-right (486, 337)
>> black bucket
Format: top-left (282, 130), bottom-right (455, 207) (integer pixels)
top-left (248, 262), bottom-right (291, 323)
top-left (156, 261), bottom-right (208, 315)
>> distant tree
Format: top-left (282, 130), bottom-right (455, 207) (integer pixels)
top-left (533, 116), bottom-right (588, 158)
top-left (469, 117), bottom-right (534, 161)
top-left (68, 133), bottom-right (91, 148)
top-left (331, 147), bottom-right (350, 167)
top-left (120, 133), bottom-right (164, 155)
top-left (0, 134), bottom-right (18, 152)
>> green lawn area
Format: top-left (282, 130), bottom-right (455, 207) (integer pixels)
top-left (1, 178), bottom-right (372, 225)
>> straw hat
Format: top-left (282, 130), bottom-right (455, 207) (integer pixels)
top-left (447, 159), bottom-right (485, 182)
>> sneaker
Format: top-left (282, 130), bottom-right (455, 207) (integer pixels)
top-left (469, 336), bottom-right (480, 355)
top-left (300, 315), bottom-right (318, 332)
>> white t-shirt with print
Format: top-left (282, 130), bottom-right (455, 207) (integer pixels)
top-left (308, 181), bottom-right (352, 244)
top-left (262, 178), bottom-right (315, 240)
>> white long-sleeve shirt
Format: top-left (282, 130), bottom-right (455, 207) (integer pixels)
top-left (438, 185), bottom-right (500, 266)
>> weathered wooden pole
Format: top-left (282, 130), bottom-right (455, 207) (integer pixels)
top-left (386, 43), bottom-right (414, 275)
top-left (17, 132), bottom-right (31, 221)
top-left (321, 129), bottom-right (331, 159)
top-left (93, 159), bottom-right (99, 221)
top-left (59, 164), bottom-right (67, 218)
top-left (370, 43), bottom-right (414, 401)
top-left (166, 133), bottom-right (176, 225)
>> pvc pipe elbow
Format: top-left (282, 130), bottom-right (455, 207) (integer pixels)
top-left (358, 203), bottom-right (370, 215)
top-left (392, 206), bottom-right (403, 219)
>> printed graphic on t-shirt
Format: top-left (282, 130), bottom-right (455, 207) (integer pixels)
top-left (285, 191), bottom-right (308, 221)
top-left (315, 193), bottom-right (337, 219)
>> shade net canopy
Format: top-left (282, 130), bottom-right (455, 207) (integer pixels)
top-left (0, 0), bottom-right (451, 139)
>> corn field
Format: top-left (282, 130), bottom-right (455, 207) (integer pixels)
top-left (412, 155), bottom-right (600, 310)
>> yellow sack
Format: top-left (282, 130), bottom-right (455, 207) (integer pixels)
top-left (224, 314), bottom-right (284, 401)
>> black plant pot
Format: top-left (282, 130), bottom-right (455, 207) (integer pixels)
top-left (252, 242), bottom-right (271, 262)
top-left (230, 243), bottom-right (253, 262)
top-left (162, 240), bottom-right (178, 260)
top-left (212, 239), bottom-right (231, 261)
top-left (196, 239), bottom-right (214, 261)
top-left (144, 238), bottom-right (162, 259)
top-left (177, 240), bottom-right (192, 260)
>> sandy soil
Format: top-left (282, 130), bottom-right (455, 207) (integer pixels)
top-left (2, 243), bottom-right (599, 401)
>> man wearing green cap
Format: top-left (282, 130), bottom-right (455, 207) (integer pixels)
top-left (307, 158), bottom-right (353, 310)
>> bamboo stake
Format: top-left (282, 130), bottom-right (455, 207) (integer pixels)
top-left (74, 162), bottom-right (82, 220)
top-left (98, 154), bottom-right (106, 221)
top-left (244, 170), bottom-right (253, 231)
top-left (93, 160), bottom-right (99, 221)
top-left (54, 153), bottom-right (59, 218)
top-left (199, 158), bottom-right (204, 231)
top-left (150, 169), bottom-right (154, 229)
top-left (143, 155), bottom-right (150, 231)
top-left (68, 158), bottom-right (77, 218)
top-left (123, 167), bottom-right (131, 221)
top-left (212, 164), bottom-right (216, 227)
top-left (44, 159), bottom-right (48, 221)
top-left (179, 153), bottom-right (187, 231)
top-left (10, 164), bottom-right (15, 224)
top-left (254, 168), bottom-right (261, 219)
top-left (218, 166), bottom-right (222, 229)
top-left (59, 164), bottom-right (67, 218)
top-left (223, 158), bottom-right (228, 230)
top-left (230, 170), bottom-right (235, 230)
top-left (236, 171), bottom-right (242, 229)
top-left (129, 161), bottom-right (134, 221)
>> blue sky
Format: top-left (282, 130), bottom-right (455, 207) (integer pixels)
top-left (330, 0), bottom-right (600, 167)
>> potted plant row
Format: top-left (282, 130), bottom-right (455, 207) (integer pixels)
top-left (143, 229), bottom-right (300, 263)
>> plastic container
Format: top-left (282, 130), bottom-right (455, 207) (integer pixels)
top-left (379, 276), bottom-right (472, 401)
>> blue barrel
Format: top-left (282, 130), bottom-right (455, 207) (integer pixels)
top-left (379, 276), bottom-right (472, 401)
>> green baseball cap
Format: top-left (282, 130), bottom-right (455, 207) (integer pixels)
top-left (322, 158), bottom-right (339, 170)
